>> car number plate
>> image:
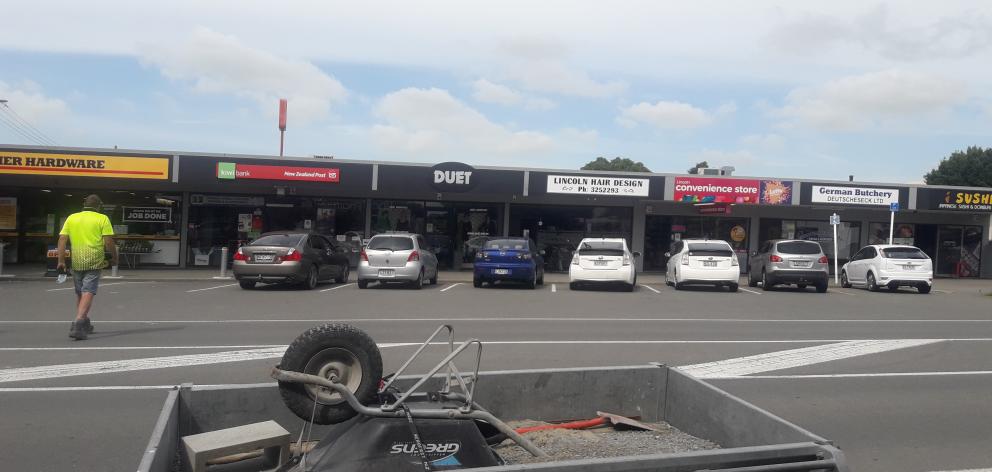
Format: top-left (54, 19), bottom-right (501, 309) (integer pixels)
top-left (791, 260), bottom-right (811, 268)
top-left (594, 260), bottom-right (608, 266)
top-left (493, 269), bottom-right (509, 275)
top-left (703, 261), bottom-right (717, 267)
top-left (378, 269), bottom-right (395, 277)
top-left (254, 254), bottom-right (275, 263)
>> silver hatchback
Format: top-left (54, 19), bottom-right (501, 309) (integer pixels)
top-left (357, 233), bottom-right (439, 289)
top-left (748, 239), bottom-right (829, 292)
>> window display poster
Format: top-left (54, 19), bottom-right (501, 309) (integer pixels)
top-left (869, 222), bottom-right (914, 245)
top-left (237, 214), bottom-right (252, 232)
top-left (0, 197), bottom-right (15, 230)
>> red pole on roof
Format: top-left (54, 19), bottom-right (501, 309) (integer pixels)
top-left (278, 98), bottom-right (288, 157)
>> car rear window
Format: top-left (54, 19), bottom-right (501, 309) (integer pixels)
top-left (484, 239), bottom-right (528, 250)
top-left (367, 236), bottom-right (414, 251)
top-left (776, 241), bottom-right (822, 255)
top-left (881, 248), bottom-right (929, 259)
top-left (250, 234), bottom-right (304, 247)
top-left (687, 243), bottom-right (733, 257)
top-left (578, 241), bottom-right (625, 256)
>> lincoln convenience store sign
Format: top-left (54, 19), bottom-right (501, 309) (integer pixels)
top-left (0, 151), bottom-right (169, 180)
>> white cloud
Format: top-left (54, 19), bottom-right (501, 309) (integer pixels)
top-left (499, 38), bottom-right (626, 98)
top-left (692, 149), bottom-right (759, 168)
top-left (140, 27), bottom-right (347, 124)
top-left (741, 133), bottom-right (785, 151)
top-left (471, 79), bottom-right (556, 110)
top-left (772, 69), bottom-right (967, 131)
top-left (617, 100), bottom-right (733, 129)
top-left (371, 87), bottom-right (554, 156)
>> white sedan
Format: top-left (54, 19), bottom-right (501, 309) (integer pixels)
top-left (569, 238), bottom-right (638, 291)
top-left (841, 244), bottom-right (932, 293)
top-left (666, 239), bottom-right (740, 292)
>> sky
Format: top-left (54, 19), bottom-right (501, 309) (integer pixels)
top-left (1, 1), bottom-right (991, 183)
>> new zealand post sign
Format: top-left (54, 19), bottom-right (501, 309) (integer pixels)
top-left (0, 151), bottom-right (169, 180)
top-left (217, 162), bottom-right (339, 183)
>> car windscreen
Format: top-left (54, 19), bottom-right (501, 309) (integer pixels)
top-left (484, 239), bottom-right (528, 251)
top-left (776, 241), bottom-right (822, 255)
top-left (687, 243), bottom-right (733, 257)
top-left (250, 234), bottom-right (304, 247)
top-left (367, 236), bottom-right (414, 251)
top-left (578, 241), bottom-right (625, 256)
top-left (881, 247), bottom-right (929, 259)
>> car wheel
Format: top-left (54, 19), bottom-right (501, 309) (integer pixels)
top-left (841, 271), bottom-right (852, 288)
top-left (761, 271), bottom-right (772, 291)
top-left (335, 265), bottom-right (349, 284)
top-left (527, 272), bottom-right (537, 289)
top-left (303, 265), bottom-right (318, 290)
top-left (411, 270), bottom-right (424, 290)
top-left (747, 274), bottom-right (758, 287)
top-left (625, 282), bottom-right (635, 292)
top-left (277, 323), bottom-right (383, 425)
top-left (918, 284), bottom-right (932, 294)
top-left (357, 280), bottom-right (368, 289)
top-left (866, 272), bottom-right (879, 292)
top-left (797, 284), bottom-right (807, 290)
top-left (569, 282), bottom-right (578, 290)
top-left (239, 280), bottom-right (256, 290)
top-left (473, 278), bottom-right (482, 288)
top-left (429, 270), bottom-right (438, 285)
top-left (816, 283), bottom-right (828, 293)
top-left (728, 283), bottom-right (739, 293)
top-left (888, 285), bottom-right (899, 292)
top-left (537, 271), bottom-right (544, 285)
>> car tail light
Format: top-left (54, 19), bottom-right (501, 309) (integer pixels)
top-left (281, 248), bottom-right (302, 262)
top-left (233, 248), bottom-right (247, 261)
top-left (769, 255), bottom-right (783, 262)
top-left (360, 250), bottom-right (368, 262)
top-left (623, 254), bottom-right (631, 266)
top-left (571, 254), bottom-right (579, 265)
top-left (681, 256), bottom-right (689, 266)
top-left (731, 256), bottom-right (739, 266)
top-left (407, 251), bottom-right (420, 262)
top-left (818, 255), bottom-right (829, 264)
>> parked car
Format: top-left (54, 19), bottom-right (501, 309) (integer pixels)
top-left (748, 239), bottom-right (829, 293)
top-left (569, 238), bottom-right (638, 291)
top-left (357, 233), bottom-right (439, 289)
top-left (473, 237), bottom-right (544, 288)
top-left (233, 232), bottom-right (350, 290)
top-left (666, 239), bottom-right (740, 292)
top-left (841, 244), bottom-right (933, 293)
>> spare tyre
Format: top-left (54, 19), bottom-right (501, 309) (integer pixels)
top-left (277, 323), bottom-right (383, 424)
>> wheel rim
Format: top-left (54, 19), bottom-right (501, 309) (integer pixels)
top-left (343, 266), bottom-right (349, 282)
top-left (762, 271), bottom-right (767, 286)
top-left (842, 273), bottom-right (847, 285)
top-left (868, 274), bottom-right (875, 289)
top-left (303, 347), bottom-right (363, 405)
top-left (309, 268), bottom-right (317, 287)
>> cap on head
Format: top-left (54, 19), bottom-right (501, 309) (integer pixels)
top-left (83, 194), bottom-right (103, 210)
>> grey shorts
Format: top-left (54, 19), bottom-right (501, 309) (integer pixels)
top-left (73, 270), bottom-right (101, 295)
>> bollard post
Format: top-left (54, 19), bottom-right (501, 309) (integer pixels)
top-left (111, 264), bottom-right (119, 278)
top-left (0, 242), bottom-right (13, 278)
top-left (213, 246), bottom-right (232, 279)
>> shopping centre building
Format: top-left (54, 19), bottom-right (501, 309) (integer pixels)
top-left (1, 145), bottom-right (990, 278)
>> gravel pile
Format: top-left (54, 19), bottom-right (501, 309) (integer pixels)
top-left (494, 419), bottom-right (720, 465)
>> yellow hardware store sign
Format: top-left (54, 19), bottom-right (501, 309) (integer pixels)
top-left (0, 151), bottom-right (169, 180)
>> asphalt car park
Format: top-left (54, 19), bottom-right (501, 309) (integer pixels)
top-left (1, 275), bottom-right (991, 472)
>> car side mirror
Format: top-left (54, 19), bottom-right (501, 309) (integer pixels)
top-left (539, 250), bottom-right (546, 256)
top-left (632, 251), bottom-right (641, 257)
top-left (664, 252), bottom-right (671, 258)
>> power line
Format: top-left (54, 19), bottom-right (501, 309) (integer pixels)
top-left (0, 111), bottom-right (49, 145)
top-left (0, 103), bottom-right (57, 145)
top-left (0, 105), bottom-right (53, 145)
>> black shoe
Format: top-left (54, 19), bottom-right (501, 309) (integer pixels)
top-left (69, 320), bottom-right (88, 340)
top-left (82, 318), bottom-right (94, 334)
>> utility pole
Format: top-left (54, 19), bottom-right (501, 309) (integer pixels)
top-left (278, 99), bottom-right (287, 157)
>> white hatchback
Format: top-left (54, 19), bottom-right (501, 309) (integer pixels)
top-left (666, 239), bottom-right (740, 292)
top-left (569, 238), bottom-right (638, 291)
top-left (841, 245), bottom-right (933, 293)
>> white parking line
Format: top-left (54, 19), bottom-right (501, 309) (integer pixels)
top-left (5, 317), bottom-right (992, 324)
top-left (717, 371), bottom-right (992, 380)
top-left (320, 283), bottom-right (354, 292)
top-left (738, 287), bottom-right (762, 295)
top-left (439, 282), bottom-right (462, 292)
top-left (639, 284), bottom-right (661, 294)
top-left (930, 468), bottom-right (992, 472)
top-left (830, 289), bottom-right (858, 296)
top-left (186, 283), bottom-right (238, 293)
top-left (46, 281), bottom-right (155, 292)
top-left (679, 339), bottom-right (942, 378)
top-left (934, 289), bottom-right (953, 294)
top-left (551, 283), bottom-right (557, 293)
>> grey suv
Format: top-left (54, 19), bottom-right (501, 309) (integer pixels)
top-left (748, 239), bottom-right (829, 293)
top-left (357, 233), bottom-right (439, 289)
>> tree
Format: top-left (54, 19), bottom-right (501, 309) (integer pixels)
top-left (687, 161), bottom-right (709, 174)
top-left (581, 157), bottom-right (651, 172)
top-left (924, 147), bottom-right (992, 187)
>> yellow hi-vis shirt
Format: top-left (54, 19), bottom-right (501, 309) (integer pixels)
top-left (59, 210), bottom-right (114, 271)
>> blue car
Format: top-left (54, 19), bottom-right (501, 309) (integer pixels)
top-left (473, 238), bottom-right (545, 289)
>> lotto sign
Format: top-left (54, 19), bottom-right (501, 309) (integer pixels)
top-left (546, 175), bottom-right (649, 196)
top-left (0, 151), bottom-right (169, 180)
top-left (216, 162), bottom-right (339, 182)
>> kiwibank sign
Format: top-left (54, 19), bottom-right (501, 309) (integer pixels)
top-left (810, 185), bottom-right (899, 206)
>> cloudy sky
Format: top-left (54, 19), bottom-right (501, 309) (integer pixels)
top-left (1, 1), bottom-right (990, 183)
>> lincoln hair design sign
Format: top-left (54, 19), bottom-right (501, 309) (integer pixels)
top-left (810, 185), bottom-right (899, 206)
top-left (216, 162), bottom-right (339, 182)
top-left (546, 174), bottom-right (650, 197)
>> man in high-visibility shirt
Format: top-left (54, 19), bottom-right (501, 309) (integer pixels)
top-left (57, 194), bottom-right (119, 340)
